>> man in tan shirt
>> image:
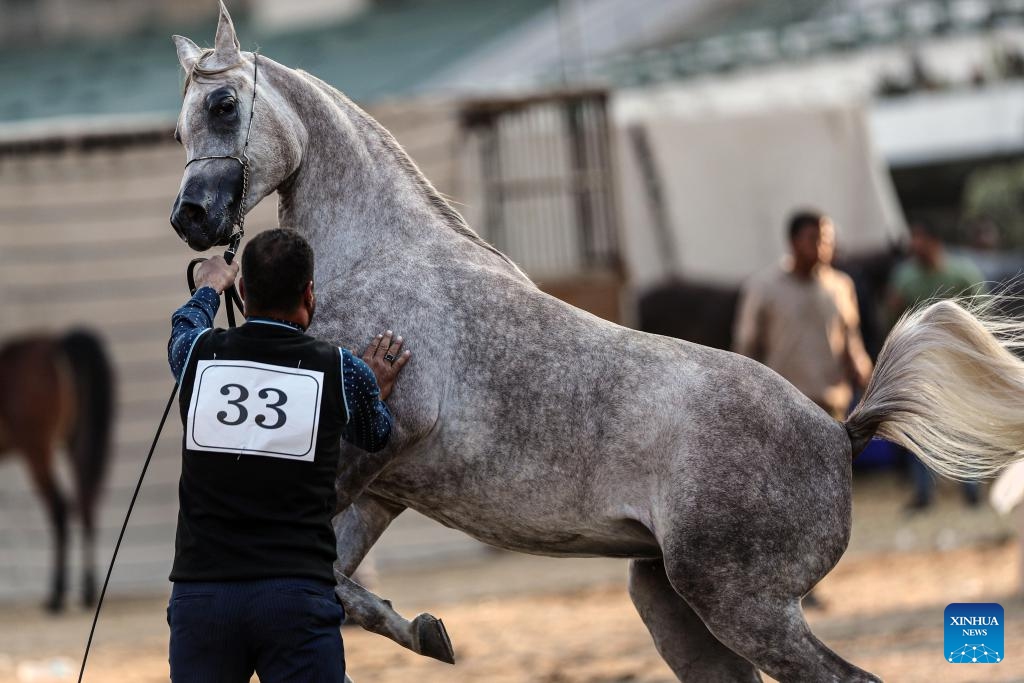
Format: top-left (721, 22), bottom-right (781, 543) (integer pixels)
top-left (733, 210), bottom-right (873, 420)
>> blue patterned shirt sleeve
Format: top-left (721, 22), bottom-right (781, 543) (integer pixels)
top-left (168, 286), bottom-right (220, 381)
top-left (340, 349), bottom-right (393, 452)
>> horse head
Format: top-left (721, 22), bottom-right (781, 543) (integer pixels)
top-left (170, 2), bottom-right (304, 251)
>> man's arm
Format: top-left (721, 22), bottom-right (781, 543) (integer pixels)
top-left (341, 331), bottom-right (411, 453)
top-left (732, 281), bottom-right (765, 360)
top-left (839, 277), bottom-right (873, 390)
top-left (167, 256), bottom-right (239, 381)
top-left (844, 331), bottom-right (873, 391)
top-left (168, 287), bottom-right (220, 381)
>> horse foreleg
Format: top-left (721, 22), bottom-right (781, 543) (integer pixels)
top-left (332, 493), bottom-right (455, 664)
top-left (26, 453), bottom-right (68, 613)
top-left (333, 492), bottom-right (403, 576)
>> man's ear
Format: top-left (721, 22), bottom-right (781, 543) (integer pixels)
top-left (237, 278), bottom-right (247, 317)
top-left (304, 281), bottom-right (315, 307)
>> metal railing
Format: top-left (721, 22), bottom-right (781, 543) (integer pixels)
top-left (459, 89), bottom-right (621, 280)
top-left (579, 0), bottom-right (1024, 88)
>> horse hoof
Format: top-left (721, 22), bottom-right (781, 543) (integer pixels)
top-left (411, 613), bottom-right (455, 664)
top-left (83, 573), bottom-right (97, 607)
top-left (43, 597), bottom-right (65, 614)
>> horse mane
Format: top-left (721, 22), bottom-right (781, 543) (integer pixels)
top-left (294, 69), bottom-right (527, 277)
top-left (182, 48), bottom-right (243, 94)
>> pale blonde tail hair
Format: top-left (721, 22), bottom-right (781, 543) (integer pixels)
top-left (846, 296), bottom-right (1024, 480)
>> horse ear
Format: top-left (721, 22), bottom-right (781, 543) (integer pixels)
top-left (213, 1), bottom-right (241, 61)
top-left (173, 35), bottom-right (202, 72)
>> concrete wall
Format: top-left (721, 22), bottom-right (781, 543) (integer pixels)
top-left (0, 97), bottom-right (468, 603)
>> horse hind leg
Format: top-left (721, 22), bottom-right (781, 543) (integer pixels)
top-left (69, 431), bottom-right (101, 608)
top-left (78, 497), bottom-right (97, 607)
top-left (661, 520), bottom-right (880, 681)
top-left (691, 593), bottom-right (878, 683)
top-left (628, 559), bottom-right (761, 682)
top-left (25, 451), bottom-right (69, 613)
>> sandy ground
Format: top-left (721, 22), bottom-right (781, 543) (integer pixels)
top-left (2, 542), bottom-right (1022, 683)
top-left (2, 473), bottom-right (1023, 682)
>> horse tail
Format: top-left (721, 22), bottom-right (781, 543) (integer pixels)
top-left (844, 297), bottom-right (1024, 480)
top-left (60, 329), bottom-right (115, 511)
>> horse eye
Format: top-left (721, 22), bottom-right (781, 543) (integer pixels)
top-left (213, 99), bottom-right (237, 117)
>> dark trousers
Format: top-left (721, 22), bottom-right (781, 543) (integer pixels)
top-left (168, 577), bottom-right (346, 683)
top-left (909, 453), bottom-right (979, 505)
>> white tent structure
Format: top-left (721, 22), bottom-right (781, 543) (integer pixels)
top-left (614, 86), bottom-right (906, 288)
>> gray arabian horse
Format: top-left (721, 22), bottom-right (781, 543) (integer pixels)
top-left (169, 5), bottom-right (1024, 681)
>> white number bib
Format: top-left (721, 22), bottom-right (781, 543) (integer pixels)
top-left (186, 359), bottom-right (325, 461)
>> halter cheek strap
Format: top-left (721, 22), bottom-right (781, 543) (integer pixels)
top-left (182, 53), bottom-right (258, 326)
top-left (183, 52), bottom-right (259, 246)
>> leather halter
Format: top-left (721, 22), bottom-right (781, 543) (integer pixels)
top-left (182, 53), bottom-right (259, 326)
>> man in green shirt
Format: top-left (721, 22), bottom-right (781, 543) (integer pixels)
top-left (889, 217), bottom-right (985, 511)
top-left (890, 222), bottom-right (985, 311)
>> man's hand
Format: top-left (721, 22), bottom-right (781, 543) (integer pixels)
top-left (194, 255), bottom-right (239, 294)
top-left (361, 330), bottom-right (411, 401)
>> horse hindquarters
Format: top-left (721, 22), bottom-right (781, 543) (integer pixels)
top-left (61, 330), bottom-right (115, 513)
top-left (0, 339), bottom-right (74, 612)
top-left (648, 420), bottom-right (880, 682)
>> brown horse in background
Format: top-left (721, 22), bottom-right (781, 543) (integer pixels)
top-left (0, 330), bottom-right (114, 612)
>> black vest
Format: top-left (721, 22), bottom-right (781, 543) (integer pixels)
top-left (171, 321), bottom-right (347, 583)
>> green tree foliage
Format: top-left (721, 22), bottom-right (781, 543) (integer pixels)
top-left (964, 161), bottom-right (1024, 248)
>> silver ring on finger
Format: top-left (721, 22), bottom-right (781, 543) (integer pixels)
top-left (384, 353), bottom-right (397, 363)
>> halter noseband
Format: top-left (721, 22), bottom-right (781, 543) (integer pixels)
top-left (183, 52), bottom-right (260, 254)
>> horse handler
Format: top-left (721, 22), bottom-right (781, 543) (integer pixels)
top-left (165, 228), bottom-right (410, 683)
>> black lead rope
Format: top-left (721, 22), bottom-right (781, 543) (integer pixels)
top-left (77, 243), bottom-right (244, 683)
top-left (77, 376), bottom-right (178, 683)
top-left (78, 53), bottom-right (259, 683)
top-left (187, 232), bottom-right (245, 326)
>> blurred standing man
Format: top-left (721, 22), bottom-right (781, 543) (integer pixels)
top-left (734, 210), bottom-right (873, 610)
top-left (889, 217), bottom-right (985, 511)
top-left (734, 210), bottom-right (873, 421)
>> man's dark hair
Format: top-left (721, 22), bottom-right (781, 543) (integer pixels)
top-left (908, 215), bottom-right (942, 240)
top-left (241, 228), bottom-right (314, 312)
top-left (787, 209), bottom-right (823, 242)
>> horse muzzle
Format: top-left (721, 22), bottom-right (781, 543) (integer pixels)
top-left (170, 160), bottom-right (244, 252)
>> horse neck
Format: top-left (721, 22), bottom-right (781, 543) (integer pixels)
top-left (273, 69), bottom-right (494, 282)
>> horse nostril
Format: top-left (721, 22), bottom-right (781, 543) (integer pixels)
top-left (171, 200), bottom-right (207, 234)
